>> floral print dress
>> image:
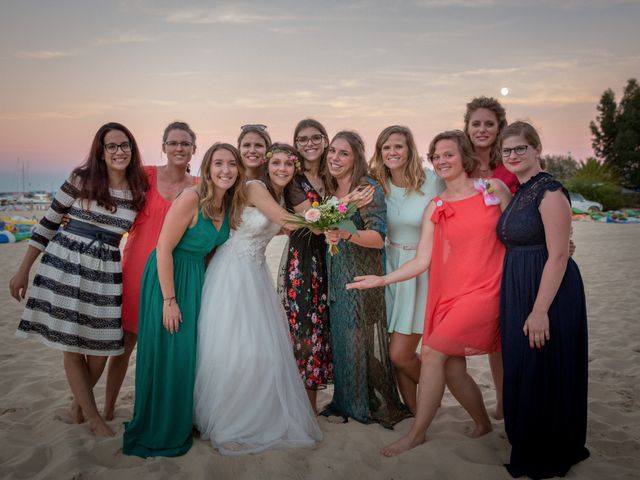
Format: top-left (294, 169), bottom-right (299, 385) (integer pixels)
top-left (278, 174), bottom-right (332, 390)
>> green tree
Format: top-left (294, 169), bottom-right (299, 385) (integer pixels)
top-left (590, 78), bottom-right (640, 186)
top-left (542, 154), bottom-right (578, 181)
top-left (565, 158), bottom-right (624, 210)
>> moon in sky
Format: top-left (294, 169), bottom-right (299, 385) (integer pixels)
top-left (500, 87), bottom-right (509, 96)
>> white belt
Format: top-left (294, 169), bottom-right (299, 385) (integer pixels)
top-left (387, 240), bottom-right (417, 251)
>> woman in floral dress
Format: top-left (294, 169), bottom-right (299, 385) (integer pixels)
top-left (279, 119), bottom-right (332, 414)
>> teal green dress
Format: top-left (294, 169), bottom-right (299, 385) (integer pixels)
top-left (123, 210), bottom-right (229, 458)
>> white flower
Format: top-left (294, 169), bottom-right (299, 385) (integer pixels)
top-left (304, 208), bottom-right (321, 223)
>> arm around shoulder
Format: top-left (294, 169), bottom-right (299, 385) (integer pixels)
top-left (488, 178), bottom-right (513, 212)
top-left (246, 181), bottom-right (293, 227)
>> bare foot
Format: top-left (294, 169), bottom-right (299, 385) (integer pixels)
top-left (103, 408), bottom-right (114, 421)
top-left (468, 422), bottom-right (492, 438)
top-left (492, 403), bottom-right (503, 420)
top-left (380, 433), bottom-right (425, 457)
top-left (323, 415), bottom-right (347, 424)
top-left (70, 399), bottom-right (85, 424)
top-left (88, 417), bottom-right (115, 437)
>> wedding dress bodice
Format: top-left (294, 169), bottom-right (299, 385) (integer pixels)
top-left (219, 206), bottom-right (281, 265)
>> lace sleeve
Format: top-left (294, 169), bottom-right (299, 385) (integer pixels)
top-left (360, 178), bottom-right (387, 240)
top-left (536, 178), bottom-right (569, 207)
top-left (29, 177), bottom-right (80, 251)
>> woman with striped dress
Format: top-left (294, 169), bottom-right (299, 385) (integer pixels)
top-left (9, 122), bottom-right (148, 437)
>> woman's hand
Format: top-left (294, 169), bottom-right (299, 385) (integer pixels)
top-left (162, 301), bottom-right (182, 334)
top-left (341, 184), bottom-right (374, 209)
top-left (9, 269), bottom-right (29, 301)
top-left (346, 275), bottom-right (385, 290)
top-left (324, 229), bottom-right (343, 245)
top-left (523, 310), bottom-right (550, 349)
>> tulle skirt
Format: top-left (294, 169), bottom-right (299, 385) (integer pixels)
top-left (193, 245), bottom-right (322, 455)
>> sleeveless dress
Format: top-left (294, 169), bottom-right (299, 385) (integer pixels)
top-left (121, 166), bottom-right (195, 334)
top-left (424, 193), bottom-right (504, 355)
top-left (497, 172), bottom-right (589, 478)
top-left (16, 178), bottom-right (136, 355)
top-left (123, 209), bottom-right (229, 458)
top-left (321, 178), bottom-right (410, 428)
top-left (385, 169), bottom-right (444, 334)
top-left (278, 173), bottom-right (332, 390)
top-left (193, 192), bottom-right (322, 456)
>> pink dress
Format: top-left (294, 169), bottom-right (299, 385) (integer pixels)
top-left (121, 166), bottom-right (195, 334)
top-left (423, 193), bottom-right (505, 356)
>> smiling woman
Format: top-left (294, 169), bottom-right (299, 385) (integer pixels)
top-left (192, 143), bottom-right (322, 455)
top-left (123, 142), bottom-right (245, 458)
top-left (103, 121), bottom-right (198, 422)
top-left (10, 122), bottom-right (148, 438)
top-left (321, 130), bottom-right (410, 428)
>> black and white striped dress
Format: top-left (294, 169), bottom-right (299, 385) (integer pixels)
top-left (15, 178), bottom-right (137, 356)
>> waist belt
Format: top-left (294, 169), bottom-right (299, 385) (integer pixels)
top-left (64, 219), bottom-right (123, 249)
top-left (387, 240), bottom-right (417, 251)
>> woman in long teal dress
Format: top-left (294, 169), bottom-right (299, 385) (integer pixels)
top-left (321, 131), bottom-right (409, 428)
top-left (123, 143), bottom-right (246, 457)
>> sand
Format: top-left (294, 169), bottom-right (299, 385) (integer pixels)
top-left (0, 221), bottom-right (639, 479)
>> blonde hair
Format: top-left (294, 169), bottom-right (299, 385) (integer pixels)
top-left (428, 130), bottom-right (478, 175)
top-left (369, 125), bottom-right (425, 196)
top-left (197, 143), bottom-right (246, 229)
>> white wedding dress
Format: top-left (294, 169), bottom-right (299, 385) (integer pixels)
top-left (193, 193), bottom-right (322, 456)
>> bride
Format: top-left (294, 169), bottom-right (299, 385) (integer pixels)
top-left (193, 143), bottom-right (322, 455)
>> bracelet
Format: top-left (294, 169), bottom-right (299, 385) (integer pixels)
top-left (163, 296), bottom-right (176, 306)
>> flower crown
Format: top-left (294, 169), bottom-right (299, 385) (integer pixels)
top-left (265, 149), bottom-right (301, 171)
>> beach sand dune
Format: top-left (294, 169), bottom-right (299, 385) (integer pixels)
top-left (0, 222), bottom-right (638, 479)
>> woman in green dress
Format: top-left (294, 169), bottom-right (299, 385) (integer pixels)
top-left (321, 131), bottom-right (409, 428)
top-left (123, 143), bottom-right (246, 457)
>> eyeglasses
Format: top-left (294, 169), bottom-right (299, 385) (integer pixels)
top-left (104, 142), bottom-right (132, 154)
top-left (296, 134), bottom-right (324, 146)
top-left (240, 124), bottom-right (268, 131)
top-left (501, 145), bottom-right (529, 158)
top-left (164, 141), bottom-right (194, 149)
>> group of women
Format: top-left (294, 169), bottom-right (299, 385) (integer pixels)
top-left (9, 95), bottom-right (589, 479)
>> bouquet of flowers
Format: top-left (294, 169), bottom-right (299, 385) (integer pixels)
top-left (286, 196), bottom-right (358, 255)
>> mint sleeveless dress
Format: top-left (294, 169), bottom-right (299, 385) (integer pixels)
top-left (123, 209), bottom-right (229, 458)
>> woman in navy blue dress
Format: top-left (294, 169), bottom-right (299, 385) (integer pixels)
top-left (497, 121), bottom-right (589, 478)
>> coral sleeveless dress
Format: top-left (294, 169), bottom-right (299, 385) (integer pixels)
top-left (423, 193), bottom-right (504, 356)
top-left (121, 166), bottom-right (194, 334)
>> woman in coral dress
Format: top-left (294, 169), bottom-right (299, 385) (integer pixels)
top-left (103, 121), bottom-right (197, 420)
top-left (348, 130), bottom-right (511, 456)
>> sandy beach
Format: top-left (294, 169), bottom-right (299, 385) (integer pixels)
top-left (0, 220), bottom-right (638, 479)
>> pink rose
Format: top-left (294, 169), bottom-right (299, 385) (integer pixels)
top-left (337, 203), bottom-right (348, 214)
top-left (304, 208), bottom-right (321, 223)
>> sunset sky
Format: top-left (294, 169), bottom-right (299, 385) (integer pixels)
top-left (1, 0), bottom-right (638, 191)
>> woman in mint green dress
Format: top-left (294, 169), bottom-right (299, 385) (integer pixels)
top-left (123, 143), bottom-right (246, 458)
top-left (369, 126), bottom-right (444, 414)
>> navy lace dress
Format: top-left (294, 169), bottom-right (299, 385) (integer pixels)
top-left (497, 172), bottom-right (589, 479)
